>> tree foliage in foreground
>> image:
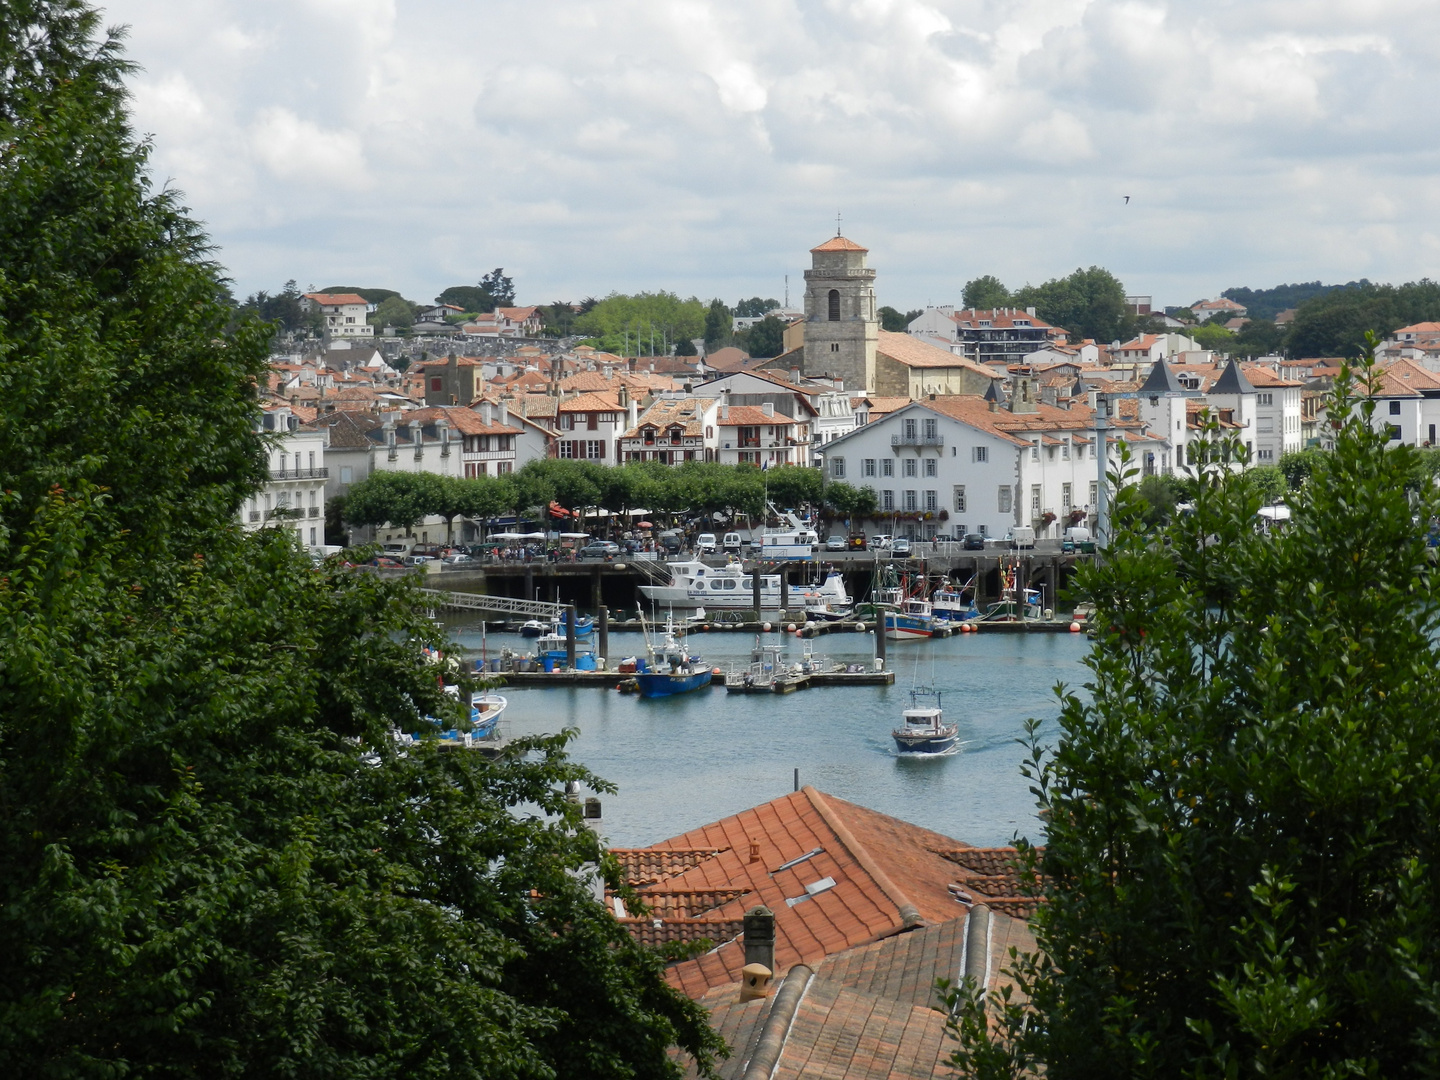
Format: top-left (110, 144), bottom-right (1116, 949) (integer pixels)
top-left (948, 356), bottom-right (1440, 1077)
top-left (0, 4), bottom-right (722, 1076)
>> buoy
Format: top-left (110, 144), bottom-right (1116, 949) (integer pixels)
top-left (855, 622), bottom-right (866, 632)
top-left (762, 622), bottom-right (772, 632)
top-left (712, 667), bottom-right (722, 676)
top-left (703, 624), bottom-right (710, 632)
top-left (786, 623), bottom-right (796, 632)
top-left (1069, 621), bottom-right (1081, 633)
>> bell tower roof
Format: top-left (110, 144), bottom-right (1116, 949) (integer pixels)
top-left (810, 235), bottom-right (868, 253)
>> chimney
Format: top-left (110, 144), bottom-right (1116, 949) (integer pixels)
top-left (482, 401), bottom-right (494, 426)
top-left (762, 401), bottom-right (774, 418)
top-left (721, 403), bottom-right (730, 421)
top-left (499, 400), bottom-right (509, 427)
top-left (749, 838), bottom-right (760, 863)
top-left (740, 906), bottom-right (776, 1001)
top-left (618, 383), bottom-right (630, 408)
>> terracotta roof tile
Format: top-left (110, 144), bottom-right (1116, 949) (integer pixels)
top-left (876, 331), bottom-right (997, 375)
top-left (810, 235), bottom-right (868, 253)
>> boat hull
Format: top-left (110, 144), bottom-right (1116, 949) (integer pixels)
top-left (635, 670), bottom-right (713, 698)
top-left (883, 613), bottom-right (934, 639)
top-left (893, 732), bottom-right (958, 753)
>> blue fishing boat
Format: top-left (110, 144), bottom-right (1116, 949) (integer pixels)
top-left (634, 613), bottom-right (713, 698)
top-left (884, 597), bottom-right (937, 639)
top-left (892, 687), bottom-right (958, 754)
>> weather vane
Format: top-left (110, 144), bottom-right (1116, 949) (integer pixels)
top-left (836, 211), bottom-right (842, 236)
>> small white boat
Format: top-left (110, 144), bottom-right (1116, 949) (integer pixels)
top-left (892, 688), bottom-right (959, 754)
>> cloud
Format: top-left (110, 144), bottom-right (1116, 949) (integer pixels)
top-left (102, 0), bottom-right (1440, 308)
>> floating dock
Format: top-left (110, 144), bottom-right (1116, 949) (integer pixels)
top-left (487, 666), bottom-right (894, 689)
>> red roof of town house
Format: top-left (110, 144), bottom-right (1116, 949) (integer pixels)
top-left (304, 292), bottom-right (368, 306)
top-left (408, 406), bottom-right (520, 436)
top-left (557, 391), bottom-right (623, 413)
top-left (715, 405), bottom-right (796, 427)
top-left (810, 235), bottom-right (868, 253)
top-left (616, 787), bottom-right (1040, 1000)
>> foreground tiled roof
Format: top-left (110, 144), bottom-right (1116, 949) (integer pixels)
top-left (626, 787), bottom-right (1017, 998)
top-left (612, 848), bottom-right (728, 886)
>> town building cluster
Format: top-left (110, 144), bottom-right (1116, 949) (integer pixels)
top-left (252, 240), bottom-right (1434, 550)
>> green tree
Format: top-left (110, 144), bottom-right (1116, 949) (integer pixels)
top-left (962, 274), bottom-right (1012, 311)
top-left (236, 278), bottom-right (322, 338)
top-left (0, 11), bottom-right (722, 1075)
top-left (734, 296), bottom-right (779, 318)
top-left (1288, 279), bottom-right (1440, 358)
top-left (675, 335), bottom-right (698, 357)
top-left (949, 351), bottom-right (1440, 1078)
top-left (703, 298), bottom-right (731, 348)
top-left (1229, 318), bottom-right (1288, 358)
top-left (342, 470), bottom-right (439, 532)
top-left (369, 294), bottom-right (416, 328)
top-left (763, 464), bottom-right (822, 510)
top-left (436, 268), bottom-right (516, 314)
top-left (744, 314), bottom-right (787, 358)
top-left (1245, 464), bottom-right (1287, 503)
top-left (1278, 447), bottom-right (1326, 489)
top-left (1189, 321), bottom-right (1236, 352)
top-left (1013, 266), bottom-right (1132, 344)
top-left (878, 305), bottom-right (910, 332)
top-left (574, 292), bottom-right (707, 356)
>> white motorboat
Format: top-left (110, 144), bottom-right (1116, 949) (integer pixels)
top-left (639, 557), bottom-right (849, 611)
top-left (892, 688), bottom-right (959, 754)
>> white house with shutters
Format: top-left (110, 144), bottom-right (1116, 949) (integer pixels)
top-left (240, 405), bottom-right (330, 550)
top-left (303, 292), bottom-right (375, 339)
top-left (816, 377), bottom-right (1168, 540)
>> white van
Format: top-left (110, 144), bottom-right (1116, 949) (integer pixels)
top-left (1064, 526), bottom-right (1091, 543)
top-left (1009, 525), bottom-right (1036, 549)
top-left (696, 532), bottom-right (718, 554)
top-left (722, 532), bottom-right (743, 554)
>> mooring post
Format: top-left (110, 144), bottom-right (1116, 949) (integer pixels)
top-left (565, 605), bottom-right (577, 669)
top-left (752, 565), bottom-right (762, 622)
top-left (598, 605), bottom-right (609, 670)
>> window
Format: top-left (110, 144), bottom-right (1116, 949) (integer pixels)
top-left (863, 458), bottom-right (876, 477)
top-left (828, 289), bottom-right (840, 321)
top-left (1258, 393), bottom-right (1274, 406)
top-left (881, 458), bottom-right (894, 477)
top-left (923, 418), bottom-right (937, 440)
top-left (1258, 448), bottom-right (1275, 461)
top-left (339, 466), bottom-right (353, 484)
top-left (1031, 485), bottom-right (1041, 513)
top-left (1031, 441), bottom-right (1040, 461)
top-left (882, 489), bottom-right (894, 511)
top-left (904, 418), bottom-right (917, 441)
top-left (904, 489), bottom-right (917, 511)
top-left (831, 343), bottom-right (840, 353)
top-left (1390, 400), bottom-right (1402, 415)
top-left (1257, 417), bottom-right (1274, 433)
top-left (924, 458), bottom-right (937, 477)
top-left (1061, 440), bottom-right (1070, 460)
top-left (1089, 481), bottom-right (1098, 506)
top-left (998, 486), bottom-right (1012, 513)
top-left (903, 458), bottom-right (917, 477)
top-left (1387, 424), bottom-right (1402, 441)
top-left (830, 457), bottom-right (845, 478)
top-left (972, 445), bottom-right (988, 463)
top-left (497, 461), bottom-right (513, 474)
top-left (924, 489), bottom-right (938, 512)
top-left (954, 486), bottom-right (966, 512)
top-left (430, 378), bottom-right (442, 391)
top-left (558, 441), bottom-right (576, 459)
top-left (587, 412), bottom-right (598, 430)
top-left (1062, 483), bottom-right (1072, 511)
top-left (586, 440), bottom-right (606, 460)
top-left (560, 414), bottom-right (574, 430)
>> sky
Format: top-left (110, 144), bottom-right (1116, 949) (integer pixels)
top-left (102, 0), bottom-right (1440, 313)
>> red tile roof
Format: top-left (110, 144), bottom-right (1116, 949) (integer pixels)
top-left (876, 331), bottom-right (998, 375)
top-left (305, 292), bottom-right (368, 306)
top-left (625, 787), bottom-right (1006, 998)
top-left (718, 405), bottom-right (796, 427)
top-left (810, 235), bottom-right (868, 253)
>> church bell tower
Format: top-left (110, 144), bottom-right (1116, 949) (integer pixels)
top-left (801, 234), bottom-right (878, 392)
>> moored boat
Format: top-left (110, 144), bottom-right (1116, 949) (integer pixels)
top-left (884, 598), bottom-right (937, 639)
top-left (635, 612), bottom-right (713, 697)
top-left (892, 688), bottom-right (959, 754)
top-left (639, 557), bottom-right (848, 612)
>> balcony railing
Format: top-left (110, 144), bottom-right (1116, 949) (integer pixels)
top-left (269, 467), bottom-right (330, 480)
top-left (891, 434), bottom-right (944, 448)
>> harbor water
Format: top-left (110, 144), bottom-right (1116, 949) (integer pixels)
top-left (444, 620), bottom-right (1092, 848)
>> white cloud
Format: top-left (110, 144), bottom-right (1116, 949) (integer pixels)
top-left (100, 0), bottom-right (1440, 308)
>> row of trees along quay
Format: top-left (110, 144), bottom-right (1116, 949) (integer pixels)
top-left (946, 351), bottom-right (1440, 1078)
top-left (0, 5), bottom-right (723, 1078)
top-left (340, 458), bottom-right (880, 539)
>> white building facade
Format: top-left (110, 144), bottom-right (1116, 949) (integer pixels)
top-left (303, 292), bottom-right (375, 339)
top-left (241, 407), bottom-right (330, 550)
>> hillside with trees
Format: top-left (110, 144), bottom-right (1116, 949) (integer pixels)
top-left (0, 5), bottom-right (721, 1076)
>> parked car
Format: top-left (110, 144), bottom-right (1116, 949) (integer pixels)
top-left (369, 556), bottom-right (404, 569)
top-left (868, 534), bottom-right (893, 550)
top-left (723, 532), bottom-right (743, 553)
top-left (891, 537), bottom-right (912, 555)
top-left (847, 533), bottom-right (868, 550)
top-left (1006, 526), bottom-right (1036, 550)
top-left (658, 530), bottom-right (684, 554)
top-left (697, 532), bottom-right (718, 554)
top-left (1060, 538), bottom-right (1076, 554)
top-left (579, 540), bottom-right (621, 559)
top-left (441, 553), bottom-right (472, 565)
top-left (824, 534), bottom-right (847, 552)
top-left (404, 554), bottom-right (435, 567)
top-left (963, 533), bottom-right (987, 550)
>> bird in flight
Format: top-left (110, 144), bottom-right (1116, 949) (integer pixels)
top-left (1123, 195), bottom-right (1131, 204)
